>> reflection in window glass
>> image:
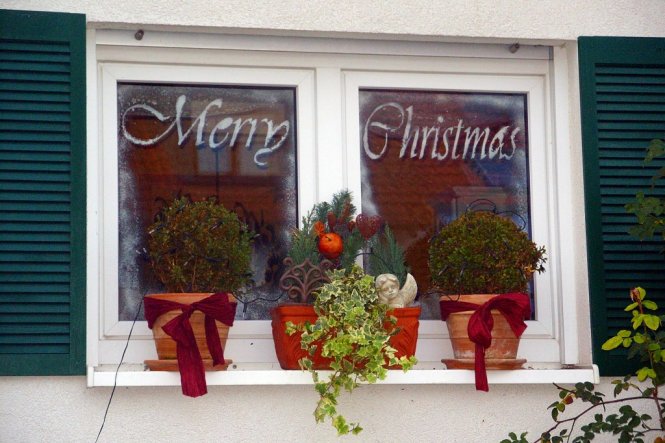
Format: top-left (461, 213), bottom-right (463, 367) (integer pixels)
top-left (359, 89), bottom-right (531, 319)
top-left (117, 83), bottom-right (297, 320)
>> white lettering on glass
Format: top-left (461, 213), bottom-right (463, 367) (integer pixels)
top-left (121, 94), bottom-right (291, 168)
top-left (362, 102), bottom-right (522, 162)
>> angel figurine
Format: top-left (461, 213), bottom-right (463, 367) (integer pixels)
top-left (375, 273), bottom-right (417, 308)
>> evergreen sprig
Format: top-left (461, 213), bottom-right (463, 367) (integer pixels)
top-left (368, 225), bottom-right (409, 287)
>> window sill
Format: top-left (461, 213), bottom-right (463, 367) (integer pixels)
top-left (87, 363), bottom-right (599, 387)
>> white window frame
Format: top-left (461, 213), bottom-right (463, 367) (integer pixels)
top-left (87, 29), bottom-right (580, 370)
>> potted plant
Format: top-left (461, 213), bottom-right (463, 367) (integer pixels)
top-left (143, 196), bottom-right (253, 396)
top-left (428, 210), bottom-right (545, 389)
top-left (287, 266), bottom-right (417, 435)
top-left (271, 190), bottom-right (420, 369)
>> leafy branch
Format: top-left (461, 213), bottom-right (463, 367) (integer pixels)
top-left (502, 288), bottom-right (665, 443)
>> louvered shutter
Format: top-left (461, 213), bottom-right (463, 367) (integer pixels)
top-left (0, 10), bottom-right (86, 375)
top-left (579, 37), bottom-right (665, 376)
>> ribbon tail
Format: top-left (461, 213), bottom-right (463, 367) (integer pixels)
top-left (205, 316), bottom-right (225, 366)
top-left (177, 339), bottom-right (207, 398)
top-left (166, 317), bottom-right (207, 398)
top-left (475, 343), bottom-right (489, 392)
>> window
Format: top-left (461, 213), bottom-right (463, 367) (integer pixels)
top-left (117, 82), bottom-right (298, 321)
top-left (89, 30), bottom-right (577, 367)
top-left (357, 88), bottom-right (532, 319)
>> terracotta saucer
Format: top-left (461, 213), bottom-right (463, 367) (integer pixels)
top-left (442, 358), bottom-right (526, 370)
top-left (144, 359), bottom-right (232, 371)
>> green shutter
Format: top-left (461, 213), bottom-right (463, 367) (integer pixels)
top-left (0, 10), bottom-right (86, 375)
top-left (579, 37), bottom-right (665, 376)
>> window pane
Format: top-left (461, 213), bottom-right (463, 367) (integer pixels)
top-left (359, 89), bottom-right (531, 319)
top-left (117, 83), bottom-right (297, 320)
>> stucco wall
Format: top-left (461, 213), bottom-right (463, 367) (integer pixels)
top-left (1, 2), bottom-right (664, 442)
top-left (3, 0), bottom-right (665, 41)
top-left (2, 377), bottom-right (653, 442)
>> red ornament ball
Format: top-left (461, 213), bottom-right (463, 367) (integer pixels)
top-left (318, 232), bottom-right (343, 259)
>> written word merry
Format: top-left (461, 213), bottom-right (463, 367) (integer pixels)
top-left (121, 95), bottom-right (291, 168)
top-left (363, 102), bottom-right (522, 162)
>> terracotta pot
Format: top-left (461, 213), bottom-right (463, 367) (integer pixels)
top-left (441, 294), bottom-right (524, 369)
top-left (271, 304), bottom-right (421, 370)
top-left (145, 293), bottom-right (236, 361)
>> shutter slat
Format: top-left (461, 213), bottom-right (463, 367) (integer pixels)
top-left (0, 121), bottom-right (71, 133)
top-left (0, 334), bottom-right (70, 344)
top-left (1, 61), bottom-right (70, 73)
top-left (0, 273), bottom-right (70, 283)
top-left (0, 191), bottom-right (70, 202)
top-left (0, 41), bottom-right (69, 53)
top-left (596, 75), bottom-right (665, 85)
top-left (0, 51), bottom-right (71, 63)
top-left (0, 313), bottom-right (70, 323)
top-left (0, 111), bottom-right (70, 123)
top-left (0, 91), bottom-right (70, 103)
top-left (0, 102), bottom-right (70, 113)
top-left (0, 243), bottom-right (70, 253)
top-left (0, 171), bottom-right (71, 182)
top-left (0, 222), bottom-right (70, 233)
top-left (1, 161), bottom-right (71, 172)
top-left (0, 294), bottom-right (70, 304)
top-left (580, 36), bottom-right (665, 376)
top-left (0, 324), bottom-right (70, 334)
top-left (0, 252), bottom-right (70, 263)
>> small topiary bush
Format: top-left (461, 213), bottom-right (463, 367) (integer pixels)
top-left (147, 196), bottom-right (254, 293)
top-left (428, 211), bottom-right (546, 294)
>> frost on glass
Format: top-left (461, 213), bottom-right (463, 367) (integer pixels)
top-left (359, 89), bottom-right (531, 319)
top-left (117, 83), bottom-right (297, 320)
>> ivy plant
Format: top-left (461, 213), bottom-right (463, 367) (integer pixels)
top-left (286, 266), bottom-right (417, 435)
top-left (502, 288), bottom-right (665, 443)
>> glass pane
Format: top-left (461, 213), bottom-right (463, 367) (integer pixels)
top-left (117, 83), bottom-right (297, 320)
top-left (359, 89), bottom-right (531, 319)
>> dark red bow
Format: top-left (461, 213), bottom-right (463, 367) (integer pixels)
top-left (440, 293), bottom-right (530, 391)
top-left (144, 293), bottom-right (236, 397)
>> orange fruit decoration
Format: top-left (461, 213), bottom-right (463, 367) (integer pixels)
top-left (318, 232), bottom-right (343, 259)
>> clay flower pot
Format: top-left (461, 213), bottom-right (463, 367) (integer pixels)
top-left (441, 294), bottom-right (526, 370)
top-left (271, 303), bottom-right (421, 370)
top-left (145, 293), bottom-right (236, 370)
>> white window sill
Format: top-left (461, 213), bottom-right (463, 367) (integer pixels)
top-left (87, 363), bottom-right (599, 387)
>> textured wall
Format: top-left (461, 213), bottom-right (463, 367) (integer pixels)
top-left (1, 377), bottom-right (650, 442)
top-left (3, 0), bottom-right (665, 41)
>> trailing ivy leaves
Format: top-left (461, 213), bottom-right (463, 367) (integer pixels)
top-left (289, 266), bottom-right (416, 435)
top-left (503, 288), bottom-right (665, 442)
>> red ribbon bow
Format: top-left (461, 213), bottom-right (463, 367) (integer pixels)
top-left (439, 293), bottom-right (530, 392)
top-left (144, 293), bottom-right (236, 397)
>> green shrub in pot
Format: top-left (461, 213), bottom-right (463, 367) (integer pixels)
top-left (147, 196), bottom-right (254, 293)
top-left (428, 210), bottom-right (546, 294)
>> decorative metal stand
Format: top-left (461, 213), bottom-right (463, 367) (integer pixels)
top-left (278, 257), bottom-right (333, 304)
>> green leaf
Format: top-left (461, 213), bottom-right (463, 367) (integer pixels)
top-left (643, 300), bottom-right (658, 311)
top-left (617, 329), bottom-right (632, 338)
top-left (644, 314), bottom-right (660, 331)
top-left (622, 338), bottom-right (632, 347)
top-left (625, 302), bottom-right (639, 311)
top-left (637, 367), bottom-right (649, 382)
top-left (602, 336), bottom-right (623, 350)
